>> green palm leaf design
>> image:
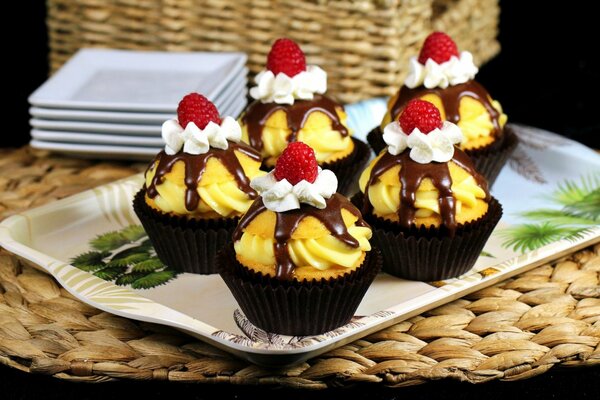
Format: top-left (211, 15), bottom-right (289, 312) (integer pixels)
top-left (70, 251), bottom-right (110, 271)
top-left (115, 272), bottom-right (148, 286)
top-left (500, 223), bottom-right (593, 253)
top-left (519, 209), bottom-right (598, 226)
top-left (107, 253), bottom-right (149, 267)
top-left (132, 258), bottom-right (163, 273)
top-left (562, 189), bottom-right (600, 222)
top-left (504, 173), bottom-right (600, 253)
top-left (120, 225), bottom-right (146, 242)
top-left (90, 225), bottom-right (148, 251)
top-left (546, 174), bottom-right (600, 207)
top-left (72, 225), bottom-right (179, 289)
top-left (90, 230), bottom-right (130, 251)
top-left (94, 265), bottom-right (127, 280)
top-left (138, 238), bottom-right (153, 251)
top-left (131, 270), bottom-right (177, 289)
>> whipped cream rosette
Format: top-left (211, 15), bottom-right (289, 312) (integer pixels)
top-left (383, 120), bottom-right (463, 163)
top-left (404, 51), bottom-right (478, 90)
top-left (217, 142), bottom-right (381, 335)
top-left (249, 65), bottom-right (327, 105)
top-left (133, 93), bottom-right (266, 274)
top-left (161, 115), bottom-right (242, 155)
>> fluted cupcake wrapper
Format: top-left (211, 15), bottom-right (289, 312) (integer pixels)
top-left (352, 194), bottom-right (502, 281)
top-left (217, 245), bottom-right (382, 336)
top-left (133, 189), bottom-right (237, 274)
top-left (323, 138), bottom-right (371, 196)
top-left (366, 126), bottom-right (386, 155)
top-left (467, 125), bottom-right (519, 187)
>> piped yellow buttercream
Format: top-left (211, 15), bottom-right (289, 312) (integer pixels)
top-left (359, 152), bottom-right (488, 227)
top-left (240, 108), bottom-right (354, 167)
top-left (144, 149), bottom-right (265, 218)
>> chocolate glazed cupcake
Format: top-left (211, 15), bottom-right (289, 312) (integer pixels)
top-left (239, 38), bottom-right (369, 196)
top-left (358, 99), bottom-right (502, 281)
top-left (367, 32), bottom-right (517, 186)
top-left (217, 142), bottom-right (381, 335)
top-left (133, 93), bottom-right (267, 274)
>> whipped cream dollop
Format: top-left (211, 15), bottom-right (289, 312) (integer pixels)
top-left (162, 116), bottom-right (242, 155)
top-left (250, 167), bottom-right (338, 212)
top-left (383, 121), bottom-right (463, 164)
top-left (249, 66), bottom-right (327, 105)
top-left (405, 51), bottom-right (478, 89)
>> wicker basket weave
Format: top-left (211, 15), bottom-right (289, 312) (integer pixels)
top-left (46, 0), bottom-right (500, 103)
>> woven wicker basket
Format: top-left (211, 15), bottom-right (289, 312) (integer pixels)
top-left (46, 0), bottom-right (500, 103)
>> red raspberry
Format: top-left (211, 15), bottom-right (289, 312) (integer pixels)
top-left (418, 32), bottom-right (459, 65)
top-left (266, 38), bottom-right (306, 77)
top-left (274, 142), bottom-right (318, 185)
top-left (399, 99), bottom-right (443, 134)
top-left (177, 93), bottom-right (221, 130)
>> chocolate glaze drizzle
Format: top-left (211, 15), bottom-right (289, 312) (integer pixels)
top-left (363, 147), bottom-right (489, 236)
top-left (241, 94), bottom-right (349, 152)
top-left (390, 80), bottom-right (502, 138)
top-left (233, 193), bottom-right (369, 280)
top-left (145, 141), bottom-right (261, 212)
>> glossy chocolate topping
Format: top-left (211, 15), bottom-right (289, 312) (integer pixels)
top-left (241, 94), bottom-right (348, 152)
top-left (145, 141), bottom-right (261, 212)
top-left (390, 80), bottom-right (502, 138)
top-left (233, 193), bottom-right (369, 280)
top-left (363, 147), bottom-right (489, 235)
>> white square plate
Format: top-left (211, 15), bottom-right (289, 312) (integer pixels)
top-left (29, 83), bottom-right (248, 136)
top-left (29, 70), bottom-right (248, 124)
top-left (29, 49), bottom-right (247, 112)
top-left (28, 96), bottom-right (248, 160)
top-left (30, 130), bottom-right (164, 147)
top-left (30, 120), bottom-right (161, 136)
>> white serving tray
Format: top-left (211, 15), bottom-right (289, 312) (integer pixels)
top-left (3, 126), bottom-right (599, 366)
top-left (29, 49), bottom-right (247, 112)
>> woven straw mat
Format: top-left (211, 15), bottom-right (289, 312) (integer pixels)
top-left (1, 146), bottom-right (599, 388)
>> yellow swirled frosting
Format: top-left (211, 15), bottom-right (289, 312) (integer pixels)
top-left (240, 95), bottom-right (354, 167)
top-left (359, 151), bottom-right (489, 227)
top-left (380, 86), bottom-right (508, 151)
top-left (145, 147), bottom-right (266, 219)
top-left (233, 195), bottom-right (372, 281)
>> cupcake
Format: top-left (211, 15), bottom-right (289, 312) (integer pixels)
top-left (217, 142), bottom-right (381, 335)
top-left (358, 99), bottom-right (502, 281)
top-left (367, 32), bottom-right (517, 186)
top-left (133, 93), bottom-right (266, 274)
top-left (239, 38), bottom-right (369, 195)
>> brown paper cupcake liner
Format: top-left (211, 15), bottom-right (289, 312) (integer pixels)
top-left (352, 193), bottom-right (502, 281)
top-left (217, 245), bottom-right (382, 336)
top-left (366, 126), bottom-right (386, 155)
top-left (467, 125), bottom-right (519, 187)
top-left (132, 189), bottom-right (238, 274)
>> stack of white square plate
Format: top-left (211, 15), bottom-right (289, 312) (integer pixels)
top-left (29, 49), bottom-right (248, 160)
